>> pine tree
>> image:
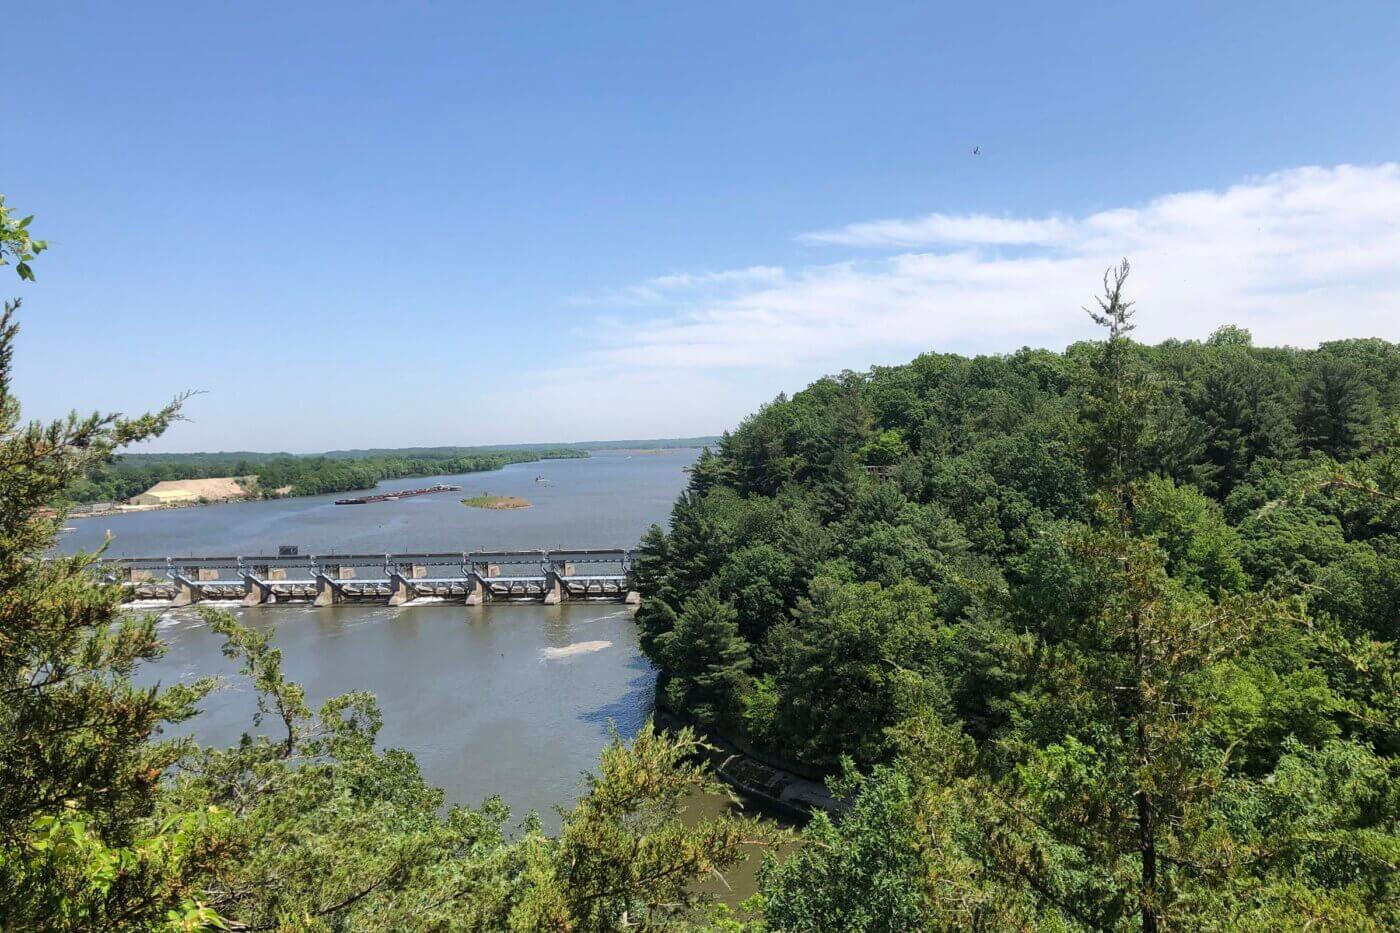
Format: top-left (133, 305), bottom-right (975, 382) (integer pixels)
top-left (656, 588), bottom-right (752, 725)
top-left (990, 267), bottom-right (1350, 929)
top-left (1191, 346), bottom-right (1300, 493)
top-left (995, 513), bottom-right (1267, 929)
top-left (0, 201), bottom-right (225, 927)
top-left (1079, 260), bottom-right (1151, 492)
top-left (1300, 354), bottom-right (1381, 458)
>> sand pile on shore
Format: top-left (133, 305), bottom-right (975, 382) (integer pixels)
top-left (130, 476), bottom-right (252, 505)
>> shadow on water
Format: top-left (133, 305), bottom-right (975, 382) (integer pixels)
top-left (577, 663), bottom-right (655, 736)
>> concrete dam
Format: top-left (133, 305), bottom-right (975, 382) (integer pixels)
top-left (102, 549), bottom-right (639, 607)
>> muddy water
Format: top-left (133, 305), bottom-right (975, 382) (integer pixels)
top-left (62, 449), bottom-right (784, 900)
top-left (143, 599), bottom-right (654, 833)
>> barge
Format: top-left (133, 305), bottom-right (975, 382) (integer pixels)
top-left (334, 483), bottom-right (461, 505)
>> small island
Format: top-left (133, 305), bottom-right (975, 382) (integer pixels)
top-left (460, 493), bottom-right (531, 510)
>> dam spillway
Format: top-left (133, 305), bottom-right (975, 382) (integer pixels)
top-left (101, 549), bottom-right (639, 607)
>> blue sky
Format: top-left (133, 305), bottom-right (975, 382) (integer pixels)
top-left (6, 1), bottom-right (1399, 451)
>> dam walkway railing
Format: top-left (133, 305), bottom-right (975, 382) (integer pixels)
top-left (100, 549), bottom-right (638, 607)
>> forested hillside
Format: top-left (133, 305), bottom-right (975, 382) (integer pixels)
top-left (634, 265), bottom-right (1400, 928)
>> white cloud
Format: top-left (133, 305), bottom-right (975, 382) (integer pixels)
top-left (644, 266), bottom-right (787, 291)
top-left (572, 265), bottom-right (786, 306)
top-left (602, 164), bottom-right (1400, 365)
top-left (799, 213), bottom-right (1073, 247)
top-left (519, 164), bottom-right (1400, 435)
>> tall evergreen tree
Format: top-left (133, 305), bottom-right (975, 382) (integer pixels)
top-left (656, 587), bottom-right (752, 726)
top-left (1299, 354), bottom-right (1381, 458)
top-left (1190, 344), bottom-right (1300, 493)
top-left (1078, 260), bottom-right (1153, 492)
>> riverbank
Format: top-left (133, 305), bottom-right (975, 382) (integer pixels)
top-left (68, 470), bottom-right (518, 520)
top-left (66, 448), bottom-right (589, 511)
top-left (66, 498), bottom-right (251, 520)
top-left (653, 707), bottom-right (838, 822)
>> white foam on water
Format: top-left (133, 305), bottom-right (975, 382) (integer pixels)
top-left (124, 599), bottom-right (175, 610)
top-left (541, 640), bottom-right (612, 660)
top-left (156, 612), bottom-right (206, 630)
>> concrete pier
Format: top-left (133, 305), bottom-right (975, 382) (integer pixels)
top-left (242, 573), bottom-right (275, 606)
top-left (464, 573), bottom-right (486, 605)
top-left (172, 574), bottom-right (201, 608)
top-left (388, 571), bottom-right (414, 606)
top-left (313, 573), bottom-right (342, 607)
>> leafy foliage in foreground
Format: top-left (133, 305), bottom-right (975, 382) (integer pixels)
top-left (637, 262), bottom-right (1400, 929)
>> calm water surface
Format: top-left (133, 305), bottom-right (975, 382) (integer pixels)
top-left (150, 602), bottom-right (655, 831)
top-left (59, 449), bottom-right (688, 557)
top-left (59, 451), bottom-right (698, 832)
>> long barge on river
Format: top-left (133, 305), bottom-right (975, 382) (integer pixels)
top-left (334, 483), bottom-right (460, 505)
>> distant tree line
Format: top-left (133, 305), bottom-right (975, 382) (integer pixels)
top-left (64, 448), bottom-right (587, 503)
top-left (315, 437), bottom-right (719, 456)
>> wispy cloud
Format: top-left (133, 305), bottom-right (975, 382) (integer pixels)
top-left (643, 266), bottom-right (787, 291)
top-left (798, 213), bottom-right (1073, 247)
top-left (522, 164), bottom-right (1400, 435)
top-left (604, 164), bottom-right (1400, 363)
top-left (571, 265), bottom-right (786, 306)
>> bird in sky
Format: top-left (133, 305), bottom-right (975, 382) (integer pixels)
top-left (972, 146), bottom-right (981, 155)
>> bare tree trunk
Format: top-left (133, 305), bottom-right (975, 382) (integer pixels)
top-left (1137, 721), bottom-right (1159, 933)
top-left (1134, 605), bottom-right (1160, 933)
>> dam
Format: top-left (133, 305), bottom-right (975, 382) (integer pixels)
top-left (102, 549), bottom-right (638, 607)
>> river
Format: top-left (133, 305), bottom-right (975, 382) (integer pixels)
top-left (56, 450), bottom-right (697, 830)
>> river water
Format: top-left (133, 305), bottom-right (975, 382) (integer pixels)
top-left (56, 450), bottom-right (698, 832)
top-left (59, 448), bottom-right (688, 557)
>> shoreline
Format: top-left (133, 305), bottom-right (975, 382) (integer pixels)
top-left (65, 468), bottom-right (535, 520)
top-left (652, 705), bottom-right (839, 823)
top-left (65, 498), bottom-right (252, 519)
top-left (63, 451), bottom-right (600, 520)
